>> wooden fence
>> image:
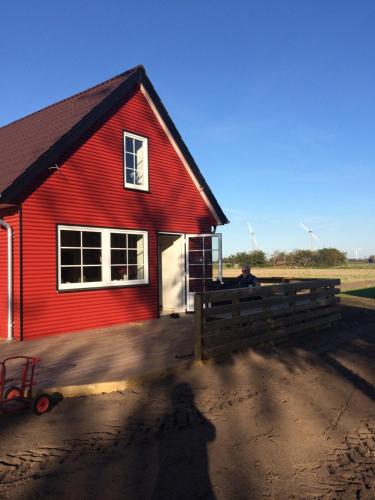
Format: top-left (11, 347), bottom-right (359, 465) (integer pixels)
top-left (194, 278), bottom-right (341, 360)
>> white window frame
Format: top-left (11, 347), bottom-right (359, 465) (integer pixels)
top-left (123, 131), bottom-right (149, 191)
top-left (57, 225), bottom-right (149, 290)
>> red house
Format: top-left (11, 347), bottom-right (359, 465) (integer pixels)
top-left (0, 65), bottom-right (228, 341)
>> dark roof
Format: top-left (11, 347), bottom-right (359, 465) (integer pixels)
top-left (0, 65), bottom-right (228, 224)
top-left (0, 65), bottom-right (141, 199)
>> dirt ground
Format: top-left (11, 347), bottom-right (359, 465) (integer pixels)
top-left (1, 295), bottom-right (375, 500)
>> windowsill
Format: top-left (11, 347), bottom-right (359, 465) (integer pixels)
top-left (124, 184), bottom-right (150, 192)
top-left (57, 282), bottom-right (150, 292)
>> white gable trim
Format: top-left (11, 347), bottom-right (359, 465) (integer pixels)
top-left (140, 84), bottom-right (222, 225)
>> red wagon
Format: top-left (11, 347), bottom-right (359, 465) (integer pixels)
top-left (0, 356), bottom-right (51, 415)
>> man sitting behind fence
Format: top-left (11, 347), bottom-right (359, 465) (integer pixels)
top-left (235, 264), bottom-right (259, 288)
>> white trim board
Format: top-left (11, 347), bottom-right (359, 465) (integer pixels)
top-left (140, 84), bottom-right (222, 225)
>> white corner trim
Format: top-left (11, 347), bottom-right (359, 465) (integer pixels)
top-left (140, 84), bottom-right (222, 225)
top-left (0, 219), bottom-right (14, 340)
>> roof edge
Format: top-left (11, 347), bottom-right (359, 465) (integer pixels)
top-left (140, 75), bottom-right (229, 225)
top-left (0, 67), bottom-right (144, 203)
top-left (0, 65), bottom-right (144, 132)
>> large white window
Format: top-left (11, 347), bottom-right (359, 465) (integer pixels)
top-left (58, 226), bottom-right (148, 290)
top-left (124, 132), bottom-right (149, 191)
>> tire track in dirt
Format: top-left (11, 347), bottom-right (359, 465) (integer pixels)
top-left (0, 386), bottom-right (261, 494)
top-left (319, 417), bottom-right (375, 499)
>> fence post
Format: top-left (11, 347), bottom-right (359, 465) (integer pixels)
top-left (287, 289), bottom-right (297, 315)
top-left (194, 293), bottom-right (204, 361)
top-left (233, 290), bottom-right (240, 317)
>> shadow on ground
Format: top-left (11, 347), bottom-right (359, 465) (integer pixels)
top-left (253, 296), bottom-right (375, 403)
top-left (0, 295), bottom-right (374, 499)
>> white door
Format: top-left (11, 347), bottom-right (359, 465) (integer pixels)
top-left (186, 234), bottom-right (222, 311)
top-left (159, 234), bottom-right (185, 313)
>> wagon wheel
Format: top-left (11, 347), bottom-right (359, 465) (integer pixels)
top-left (33, 394), bottom-right (51, 415)
top-left (4, 386), bottom-right (23, 400)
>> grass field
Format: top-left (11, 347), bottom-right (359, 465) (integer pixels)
top-left (344, 286), bottom-right (375, 299)
top-left (223, 265), bottom-right (375, 291)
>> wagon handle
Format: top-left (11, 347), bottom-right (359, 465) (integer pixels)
top-left (0, 357), bottom-right (41, 400)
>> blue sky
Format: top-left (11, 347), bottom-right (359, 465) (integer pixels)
top-left (1, 1), bottom-right (374, 258)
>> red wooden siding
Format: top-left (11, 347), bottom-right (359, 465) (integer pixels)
top-left (20, 88), bottom-right (216, 338)
top-left (0, 209), bottom-right (20, 339)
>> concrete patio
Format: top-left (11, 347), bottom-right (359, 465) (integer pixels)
top-left (0, 314), bottom-right (195, 395)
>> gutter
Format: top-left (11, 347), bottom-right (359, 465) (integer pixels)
top-left (0, 219), bottom-right (14, 341)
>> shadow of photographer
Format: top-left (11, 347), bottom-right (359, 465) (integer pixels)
top-left (152, 382), bottom-right (216, 500)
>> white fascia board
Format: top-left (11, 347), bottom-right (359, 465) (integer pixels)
top-left (140, 84), bottom-right (222, 226)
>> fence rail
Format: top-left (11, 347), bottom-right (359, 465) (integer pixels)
top-left (194, 278), bottom-right (341, 360)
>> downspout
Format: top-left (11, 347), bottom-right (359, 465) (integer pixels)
top-left (0, 219), bottom-right (14, 341)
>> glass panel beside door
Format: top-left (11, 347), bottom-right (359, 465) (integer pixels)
top-left (186, 233), bottom-right (222, 311)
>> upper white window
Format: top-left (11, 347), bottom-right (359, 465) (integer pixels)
top-left (58, 225), bottom-right (148, 290)
top-left (124, 132), bottom-right (149, 191)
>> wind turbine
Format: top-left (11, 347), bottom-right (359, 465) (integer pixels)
top-left (247, 222), bottom-right (257, 251)
top-left (300, 223), bottom-right (318, 251)
top-left (353, 247), bottom-right (361, 260)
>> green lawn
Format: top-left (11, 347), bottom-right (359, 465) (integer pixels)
top-left (341, 286), bottom-right (375, 299)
